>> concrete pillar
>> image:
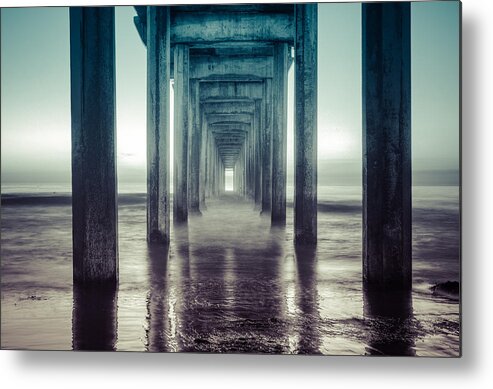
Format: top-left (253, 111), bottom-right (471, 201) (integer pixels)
top-left (271, 43), bottom-right (288, 225)
top-left (209, 134), bottom-right (215, 197)
top-left (220, 162), bottom-right (225, 194)
top-left (250, 123), bottom-right (254, 199)
top-left (216, 149), bottom-right (221, 195)
top-left (205, 130), bottom-right (211, 198)
top-left (362, 3), bottom-right (411, 291)
top-left (199, 108), bottom-right (207, 209)
top-left (189, 79), bottom-right (201, 214)
top-left (261, 79), bottom-right (273, 214)
top-left (254, 99), bottom-right (262, 206)
top-left (173, 44), bottom-right (190, 223)
top-left (147, 6), bottom-right (170, 243)
top-left (294, 4), bottom-right (318, 245)
top-left (70, 7), bottom-right (117, 286)
top-left (246, 124), bottom-right (251, 198)
top-left (210, 133), bottom-right (214, 197)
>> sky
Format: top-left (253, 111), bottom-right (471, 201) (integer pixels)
top-left (0, 2), bottom-right (460, 188)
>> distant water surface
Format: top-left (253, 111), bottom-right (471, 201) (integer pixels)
top-left (0, 185), bottom-right (460, 355)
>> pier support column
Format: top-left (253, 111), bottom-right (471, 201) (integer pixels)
top-left (261, 79), bottom-right (273, 214)
top-left (173, 44), bottom-right (190, 223)
top-left (200, 108), bottom-right (207, 209)
top-left (294, 4), bottom-right (318, 245)
top-left (271, 43), bottom-right (288, 225)
top-left (189, 79), bottom-right (201, 214)
top-left (70, 7), bottom-right (117, 286)
top-left (362, 3), bottom-right (411, 290)
top-left (147, 6), bottom-right (170, 243)
top-left (254, 99), bottom-right (262, 206)
top-left (205, 129), bottom-right (211, 199)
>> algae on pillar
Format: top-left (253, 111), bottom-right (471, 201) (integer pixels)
top-left (362, 3), bottom-right (411, 291)
top-left (70, 7), bottom-right (118, 286)
top-left (294, 4), bottom-right (318, 245)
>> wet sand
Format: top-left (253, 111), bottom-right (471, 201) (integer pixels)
top-left (0, 186), bottom-right (460, 355)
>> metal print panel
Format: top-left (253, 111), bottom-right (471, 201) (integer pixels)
top-left (0, 1), bottom-right (461, 356)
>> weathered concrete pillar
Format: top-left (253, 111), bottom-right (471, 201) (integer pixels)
top-left (199, 108), bottom-right (207, 209)
top-left (251, 119), bottom-right (255, 199)
top-left (261, 79), bottom-right (273, 214)
top-left (70, 7), bottom-right (118, 286)
top-left (147, 6), bottom-right (170, 243)
top-left (294, 4), bottom-right (318, 245)
top-left (210, 134), bottom-right (215, 197)
top-left (254, 99), bottom-right (262, 206)
top-left (271, 43), bottom-right (288, 225)
top-left (220, 161), bottom-right (225, 194)
top-left (210, 142), bottom-right (215, 196)
top-left (246, 124), bottom-right (251, 198)
top-left (216, 149), bottom-right (221, 195)
top-left (362, 3), bottom-right (411, 291)
top-left (205, 130), bottom-right (211, 198)
top-left (189, 79), bottom-right (201, 214)
top-left (173, 43), bottom-right (190, 223)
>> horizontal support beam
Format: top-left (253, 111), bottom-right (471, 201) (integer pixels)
top-left (135, 6), bottom-right (294, 46)
top-left (190, 56), bottom-right (273, 80)
top-left (206, 114), bottom-right (252, 124)
top-left (172, 12), bottom-right (293, 45)
top-left (199, 81), bottom-right (264, 100)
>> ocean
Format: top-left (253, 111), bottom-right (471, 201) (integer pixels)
top-left (0, 185), bottom-right (460, 355)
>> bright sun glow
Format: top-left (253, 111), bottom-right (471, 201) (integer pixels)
top-left (317, 126), bottom-right (358, 159)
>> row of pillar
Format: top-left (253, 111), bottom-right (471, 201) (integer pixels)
top-left (70, 3), bottom-right (411, 292)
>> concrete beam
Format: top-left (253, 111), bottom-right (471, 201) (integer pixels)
top-left (135, 5), bottom-right (295, 45)
top-left (294, 4), bottom-right (318, 245)
top-left (190, 55), bottom-right (273, 80)
top-left (206, 113), bottom-right (252, 125)
top-left (171, 10), bottom-right (294, 45)
top-left (200, 101), bottom-right (255, 115)
top-left (199, 80), bottom-right (264, 101)
top-left (70, 7), bottom-right (118, 286)
top-left (147, 6), bottom-right (171, 243)
top-left (362, 3), bottom-right (411, 291)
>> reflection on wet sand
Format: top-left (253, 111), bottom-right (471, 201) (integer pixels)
top-left (145, 243), bottom-right (170, 352)
top-left (294, 245), bottom-right (321, 354)
top-left (2, 189), bottom-right (458, 354)
top-left (72, 285), bottom-right (118, 351)
top-left (70, 195), bottom-right (423, 355)
top-left (363, 288), bottom-right (416, 356)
